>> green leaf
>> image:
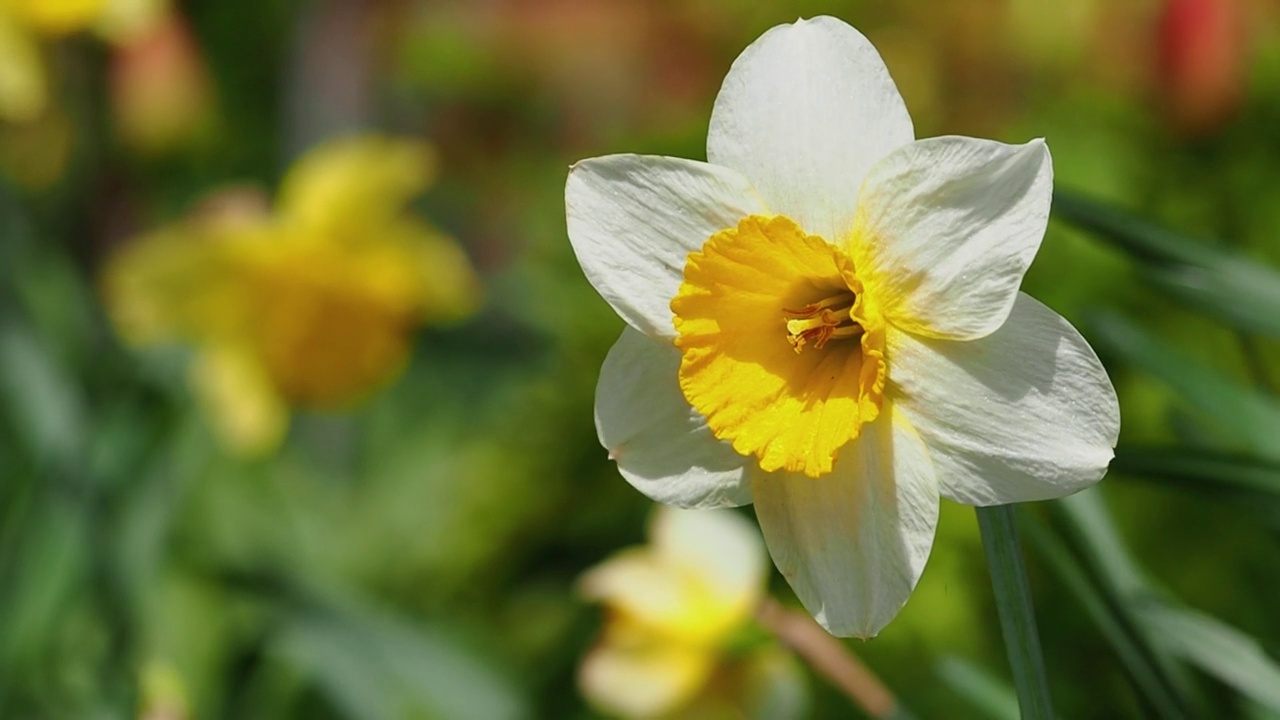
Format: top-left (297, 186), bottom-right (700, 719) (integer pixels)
top-left (1053, 191), bottom-right (1280, 337)
top-left (272, 601), bottom-right (530, 720)
top-left (0, 501), bottom-right (92, 685)
top-left (1089, 312), bottom-right (1280, 461)
top-left (0, 321), bottom-right (86, 469)
top-left (935, 656), bottom-right (1020, 720)
top-left (975, 504), bottom-right (1055, 720)
top-left (1111, 447), bottom-right (1280, 501)
top-left (1141, 601), bottom-right (1280, 712)
top-left (1052, 491), bottom-right (1208, 712)
top-left (1022, 513), bottom-right (1193, 719)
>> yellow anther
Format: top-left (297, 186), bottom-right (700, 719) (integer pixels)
top-left (782, 291), bottom-right (862, 352)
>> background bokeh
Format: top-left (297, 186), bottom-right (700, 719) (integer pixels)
top-left (4, 0), bottom-right (1280, 718)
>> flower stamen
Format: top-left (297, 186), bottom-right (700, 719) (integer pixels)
top-left (783, 291), bottom-right (863, 352)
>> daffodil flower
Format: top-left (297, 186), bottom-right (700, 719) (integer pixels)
top-left (567, 16), bottom-right (1120, 638)
top-left (105, 135), bottom-right (481, 456)
top-left (0, 0), bottom-right (168, 123)
top-left (579, 507), bottom-right (804, 719)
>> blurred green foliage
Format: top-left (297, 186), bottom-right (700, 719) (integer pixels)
top-left (3, 0), bottom-right (1280, 718)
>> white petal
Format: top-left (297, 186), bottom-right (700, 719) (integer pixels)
top-left (651, 507), bottom-right (766, 612)
top-left (580, 508), bottom-right (765, 640)
top-left (888, 293), bottom-right (1120, 506)
top-left (579, 640), bottom-right (712, 719)
top-left (751, 409), bottom-right (938, 638)
top-left (854, 136), bottom-right (1053, 340)
top-left (595, 328), bottom-right (751, 508)
top-left (566, 155), bottom-right (767, 339)
top-left (707, 16), bottom-right (913, 242)
top-left (579, 549), bottom-right (702, 636)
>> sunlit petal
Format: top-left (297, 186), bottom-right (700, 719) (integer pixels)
top-left (889, 293), bottom-right (1119, 505)
top-left (566, 154), bottom-right (767, 339)
top-left (277, 135), bottom-right (436, 241)
top-left (595, 328), bottom-right (751, 509)
top-left (190, 344), bottom-right (288, 456)
top-left (650, 507), bottom-right (766, 616)
top-left (101, 225), bottom-right (250, 345)
top-left (853, 136), bottom-right (1052, 340)
top-left (579, 638), bottom-right (713, 719)
top-left (708, 15), bottom-right (913, 242)
top-left (752, 408), bottom-right (938, 638)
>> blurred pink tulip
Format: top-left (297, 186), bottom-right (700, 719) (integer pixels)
top-left (1156, 0), bottom-right (1247, 137)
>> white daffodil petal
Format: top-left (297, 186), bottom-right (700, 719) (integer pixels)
top-left (889, 293), bottom-right (1120, 506)
top-left (579, 549), bottom-right (697, 633)
top-left (854, 136), bottom-right (1053, 340)
top-left (652, 508), bottom-right (765, 612)
top-left (579, 640), bottom-right (712, 719)
top-left (707, 15), bottom-right (913, 242)
top-left (596, 328), bottom-right (752, 508)
top-left (566, 155), bottom-right (767, 339)
top-left (751, 410), bottom-right (938, 638)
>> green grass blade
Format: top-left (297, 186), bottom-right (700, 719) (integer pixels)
top-left (0, 321), bottom-right (86, 470)
top-left (1022, 514), bottom-right (1193, 719)
top-left (1053, 492), bottom-right (1209, 712)
top-left (976, 504), bottom-right (1055, 720)
top-left (272, 601), bottom-right (531, 720)
top-left (1112, 447), bottom-right (1280, 499)
top-left (1053, 191), bottom-right (1280, 338)
top-left (935, 656), bottom-right (1020, 720)
top-left (1089, 312), bottom-right (1280, 461)
top-left (1142, 600), bottom-right (1280, 712)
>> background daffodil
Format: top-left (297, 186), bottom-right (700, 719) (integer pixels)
top-left (0, 0), bottom-right (167, 123)
top-left (8, 2), bottom-right (1280, 717)
top-left (103, 134), bottom-right (481, 456)
top-left (567, 16), bottom-right (1121, 638)
top-left (579, 507), bottom-right (805, 719)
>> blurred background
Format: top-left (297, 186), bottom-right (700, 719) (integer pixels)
top-left (4, 0), bottom-right (1280, 718)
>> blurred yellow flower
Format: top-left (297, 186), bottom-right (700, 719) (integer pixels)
top-left (579, 507), bottom-right (805, 719)
top-left (0, 7), bottom-right (52, 123)
top-left (0, 0), bottom-right (167, 123)
top-left (103, 135), bottom-right (481, 456)
top-left (3, 0), bottom-right (105, 36)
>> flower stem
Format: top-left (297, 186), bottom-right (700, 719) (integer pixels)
top-left (976, 504), bottom-right (1055, 719)
top-left (756, 597), bottom-right (915, 719)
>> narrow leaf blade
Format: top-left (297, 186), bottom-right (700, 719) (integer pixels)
top-left (1089, 312), bottom-right (1280, 461)
top-left (1054, 191), bottom-right (1280, 337)
top-left (1142, 601), bottom-right (1280, 712)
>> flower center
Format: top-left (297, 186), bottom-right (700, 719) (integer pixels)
top-left (783, 291), bottom-right (862, 352)
top-left (671, 214), bottom-right (886, 478)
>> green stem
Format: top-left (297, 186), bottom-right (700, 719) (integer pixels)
top-left (976, 504), bottom-right (1055, 719)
